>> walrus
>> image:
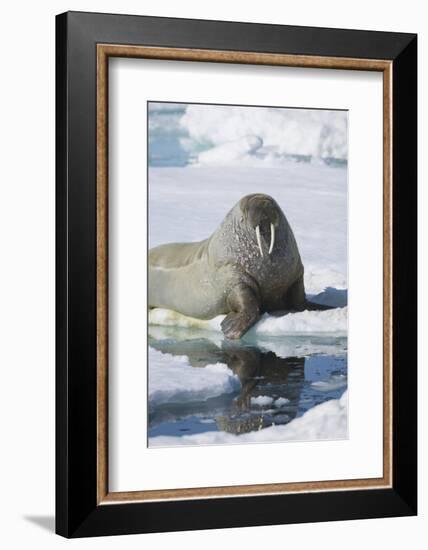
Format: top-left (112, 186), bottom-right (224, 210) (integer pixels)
top-left (149, 193), bottom-right (331, 339)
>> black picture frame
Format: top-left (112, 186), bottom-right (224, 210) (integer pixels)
top-left (56, 10), bottom-right (417, 538)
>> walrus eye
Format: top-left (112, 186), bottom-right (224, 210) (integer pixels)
top-left (255, 225), bottom-right (264, 258)
top-left (269, 223), bottom-right (275, 255)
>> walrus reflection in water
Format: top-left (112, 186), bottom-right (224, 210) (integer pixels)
top-left (149, 193), bottom-right (332, 339)
top-left (148, 333), bottom-right (305, 435)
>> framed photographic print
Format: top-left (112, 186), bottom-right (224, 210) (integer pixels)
top-left (56, 11), bottom-right (417, 538)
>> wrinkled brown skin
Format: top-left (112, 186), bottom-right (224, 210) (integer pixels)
top-left (149, 193), bottom-right (331, 339)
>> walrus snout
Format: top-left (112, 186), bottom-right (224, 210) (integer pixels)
top-left (240, 194), bottom-right (280, 227)
top-left (240, 194), bottom-right (280, 257)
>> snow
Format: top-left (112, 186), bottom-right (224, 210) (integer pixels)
top-left (252, 308), bottom-right (347, 335)
top-left (150, 390), bottom-right (348, 447)
top-left (149, 306), bottom-right (347, 336)
top-left (148, 348), bottom-right (240, 405)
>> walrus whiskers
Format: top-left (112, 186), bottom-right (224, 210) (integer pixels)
top-left (255, 225), bottom-right (264, 258)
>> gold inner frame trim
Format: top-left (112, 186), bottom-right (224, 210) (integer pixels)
top-left (96, 43), bottom-right (393, 505)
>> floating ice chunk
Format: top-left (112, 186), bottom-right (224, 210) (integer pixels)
top-left (149, 348), bottom-right (240, 405)
top-left (274, 397), bottom-right (290, 407)
top-left (311, 374), bottom-right (347, 392)
top-left (250, 395), bottom-right (274, 407)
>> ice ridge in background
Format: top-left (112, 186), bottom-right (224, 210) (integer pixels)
top-left (148, 102), bottom-right (348, 167)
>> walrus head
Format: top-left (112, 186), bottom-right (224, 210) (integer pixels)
top-left (239, 194), bottom-right (281, 258)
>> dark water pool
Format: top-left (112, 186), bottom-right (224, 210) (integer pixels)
top-left (148, 327), bottom-right (347, 444)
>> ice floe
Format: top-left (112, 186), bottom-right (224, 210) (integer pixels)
top-left (149, 348), bottom-right (241, 405)
top-left (149, 306), bottom-right (347, 336)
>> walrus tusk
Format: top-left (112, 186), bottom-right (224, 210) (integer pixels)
top-left (255, 225), bottom-right (264, 257)
top-left (269, 223), bottom-right (275, 255)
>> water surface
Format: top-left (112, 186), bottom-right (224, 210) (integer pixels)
top-left (148, 327), bottom-right (347, 444)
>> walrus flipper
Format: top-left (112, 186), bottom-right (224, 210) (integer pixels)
top-left (221, 283), bottom-right (261, 340)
